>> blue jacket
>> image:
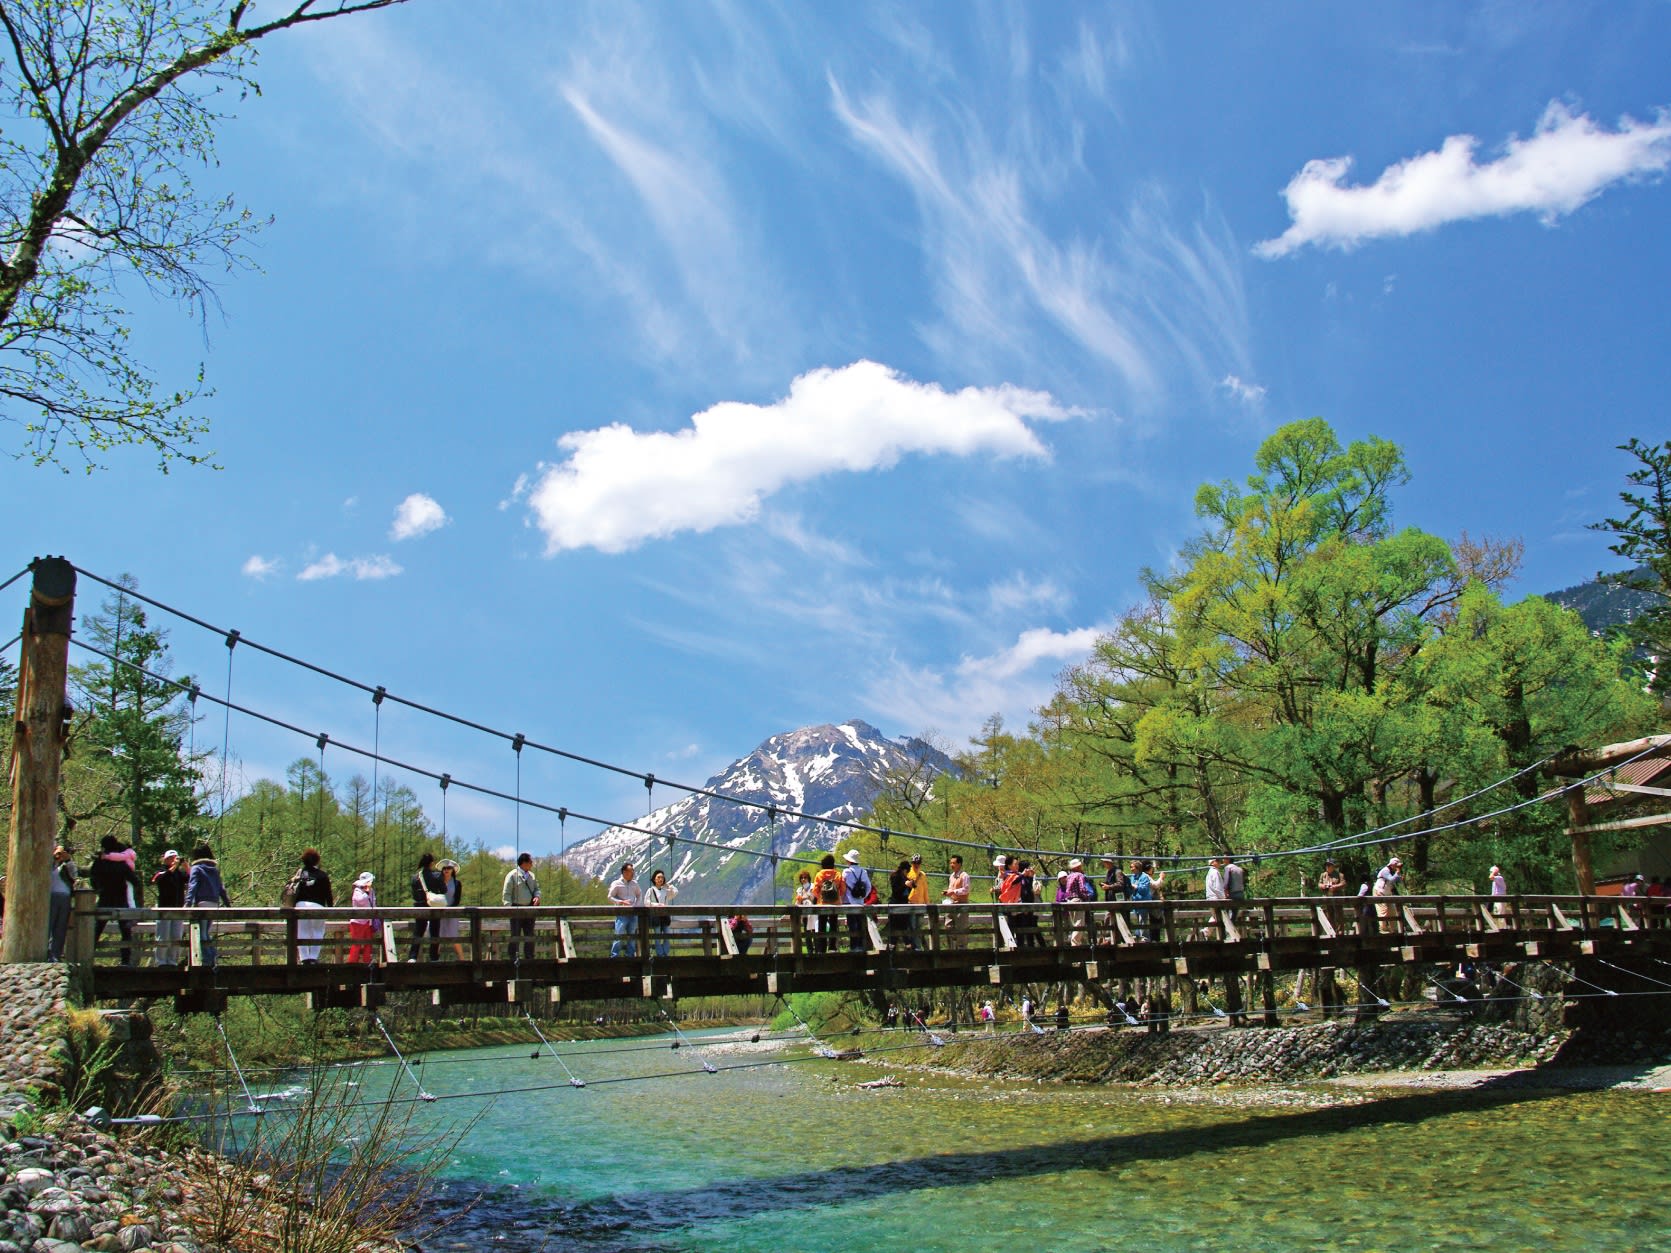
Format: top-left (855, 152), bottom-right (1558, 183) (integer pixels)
top-left (185, 859), bottom-right (230, 907)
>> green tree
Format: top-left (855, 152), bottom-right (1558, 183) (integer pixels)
top-left (0, 0), bottom-right (406, 471)
top-left (67, 579), bottom-right (203, 864)
top-left (1140, 419), bottom-right (1456, 848)
top-left (1591, 437), bottom-right (1671, 696)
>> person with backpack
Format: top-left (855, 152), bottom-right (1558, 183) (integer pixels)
top-left (841, 850), bottom-right (873, 952)
top-left (812, 853), bottom-right (842, 953)
top-left (1063, 858), bottom-right (1093, 944)
top-left (285, 848), bottom-right (334, 963)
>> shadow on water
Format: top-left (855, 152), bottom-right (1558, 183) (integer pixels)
top-left (421, 1076), bottom-right (1570, 1252)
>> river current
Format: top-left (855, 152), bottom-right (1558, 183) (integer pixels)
top-left (304, 1029), bottom-right (1666, 1252)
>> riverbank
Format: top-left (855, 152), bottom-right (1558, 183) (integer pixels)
top-left (852, 1012), bottom-right (1671, 1090)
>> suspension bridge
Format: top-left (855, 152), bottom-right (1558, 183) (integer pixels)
top-left (69, 891), bottom-right (1671, 1017)
top-left (5, 556), bottom-right (1670, 1021)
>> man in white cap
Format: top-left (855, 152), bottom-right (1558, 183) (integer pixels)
top-left (841, 850), bottom-right (873, 951)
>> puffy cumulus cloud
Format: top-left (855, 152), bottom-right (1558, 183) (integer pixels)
top-left (389, 492), bottom-right (450, 541)
top-left (241, 555), bottom-right (282, 580)
top-left (525, 361), bottom-right (1074, 554)
top-left (1258, 101), bottom-right (1671, 257)
top-left (861, 625), bottom-right (1103, 740)
top-left (297, 553), bottom-right (403, 582)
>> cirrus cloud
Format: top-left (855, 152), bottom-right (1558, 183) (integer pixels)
top-left (1257, 101), bottom-right (1671, 258)
top-left (524, 360), bottom-right (1076, 554)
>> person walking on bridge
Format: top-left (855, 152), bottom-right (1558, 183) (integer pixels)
top-left (942, 854), bottom-right (970, 948)
top-left (502, 852), bottom-right (539, 961)
top-left (842, 850), bottom-right (873, 952)
top-left (90, 835), bottom-right (142, 966)
top-left (348, 872), bottom-right (379, 964)
top-left (609, 861), bottom-right (644, 957)
top-left (150, 850), bottom-right (187, 967)
top-left (407, 852), bottom-right (445, 961)
top-left (184, 843), bottom-right (230, 966)
top-left (1373, 856), bottom-right (1403, 932)
top-left (289, 849), bottom-right (334, 964)
top-left (47, 845), bottom-right (77, 962)
top-left (812, 853), bottom-right (842, 953)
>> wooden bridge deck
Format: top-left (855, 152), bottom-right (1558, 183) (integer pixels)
top-left (72, 894), bottom-right (1671, 1013)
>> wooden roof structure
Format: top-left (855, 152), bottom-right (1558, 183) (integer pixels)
top-left (1548, 733), bottom-right (1671, 892)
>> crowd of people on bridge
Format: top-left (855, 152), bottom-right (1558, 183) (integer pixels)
top-left (26, 834), bottom-right (1671, 968)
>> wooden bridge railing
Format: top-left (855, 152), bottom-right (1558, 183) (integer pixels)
top-left (68, 891), bottom-right (1662, 973)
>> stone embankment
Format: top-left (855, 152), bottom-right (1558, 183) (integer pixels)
top-left (0, 964), bottom-right (204, 1253)
top-left (877, 1014), bottom-right (1668, 1088)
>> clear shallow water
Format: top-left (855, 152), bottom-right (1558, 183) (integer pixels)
top-left (319, 1032), bottom-right (1669, 1252)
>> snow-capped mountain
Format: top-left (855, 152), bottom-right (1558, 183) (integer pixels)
top-left (559, 720), bottom-right (955, 904)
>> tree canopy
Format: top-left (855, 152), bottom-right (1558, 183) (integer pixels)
top-left (859, 419), bottom-right (1659, 898)
top-left (0, 0), bottom-right (406, 471)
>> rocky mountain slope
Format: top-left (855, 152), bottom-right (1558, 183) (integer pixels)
top-left (559, 720), bottom-right (953, 904)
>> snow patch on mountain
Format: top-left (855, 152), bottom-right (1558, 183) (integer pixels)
top-left (558, 720), bottom-right (953, 904)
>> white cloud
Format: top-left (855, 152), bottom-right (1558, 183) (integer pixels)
top-left (1219, 374), bottom-right (1267, 407)
top-left (862, 625), bottom-right (1103, 739)
top-left (829, 75), bottom-right (1252, 401)
top-left (525, 360), bottom-right (1074, 554)
top-left (389, 492), bottom-right (450, 541)
top-left (489, 844), bottom-right (518, 861)
top-left (1258, 101), bottom-right (1671, 257)
top-left (242, 555), bottom-right (282, 580)
top-left (987, 573), bottom-right (1070, 615)
top-left (761, 512), bottom-right (868, 567)
top-left (297, 554), bottom-right (404, 582)
top-left (666, 743), bottom-right (702, 761)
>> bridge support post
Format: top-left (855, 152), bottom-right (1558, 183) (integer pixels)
top-left (2, 557), bottom-right (75, 965)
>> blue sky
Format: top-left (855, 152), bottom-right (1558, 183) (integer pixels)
top-left (8, 1), bottom-right (1671, 856)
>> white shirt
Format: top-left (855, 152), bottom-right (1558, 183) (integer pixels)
top-left (1204, 866), bottom-right (1226, 901)
top-left (610, 875), bottom-right (644, 908)
top-left (645, 882), bottom-right (677, 907)
top-left (944, 869), bottom-right (970, 903)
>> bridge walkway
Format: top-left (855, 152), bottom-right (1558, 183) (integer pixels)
top-left (70, 893), bottom-right (1669, 1014)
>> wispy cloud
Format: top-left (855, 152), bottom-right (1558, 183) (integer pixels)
top-left (524, 360), bottom-right (1074, 554)
top-left (241, 555), bottom-right (282, 580)
top-left (1219, 374), bottom-right (1267, 408)
top-left (987, 573), bottom-right (1070, 615)
top-left (389, 492), bottom-right (450, 541)
top-left (861, 625), bottom-right (1103, 738)
top-left (1258, 101), bottom-right (1671, 257)
top-left (828, 62), bottom-right (1251, 403)
top-left (297, 554), bottom-right (403, 582)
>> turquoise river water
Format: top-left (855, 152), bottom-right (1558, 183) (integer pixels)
top-left (287, 1029), bottom-right (1668, 1252)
